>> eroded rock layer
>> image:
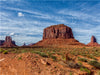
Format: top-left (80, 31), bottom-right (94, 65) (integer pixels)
top-left (43, 24), bottom-right (74, 39)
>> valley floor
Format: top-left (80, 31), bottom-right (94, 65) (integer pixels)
top-left (0, 47), bottom-right (100, 75)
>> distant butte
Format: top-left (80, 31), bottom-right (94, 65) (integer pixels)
top-left (87, 36), bottom-right (100, 46)
top-left (0, 36), bottom-right (17, 47)
top-left (31, 24), bottom-right (85, 47)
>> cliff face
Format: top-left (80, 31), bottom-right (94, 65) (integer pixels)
top-left (1, 36), bottom-right (17, 47)
top-left (87, 36), bottom-right (100, 46)
top-left (43, 24), bottom-right (74, 39)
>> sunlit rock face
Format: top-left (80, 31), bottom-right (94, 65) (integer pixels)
top-left (43, 24), bottom-right (74, 39)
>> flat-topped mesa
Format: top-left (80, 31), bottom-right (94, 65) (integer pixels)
top-left (2, 36), bottom-right (17, 47)
top-left (43, 24), bottom-right (74, 39)
top-left (32, 24), bottom-right (85, 47)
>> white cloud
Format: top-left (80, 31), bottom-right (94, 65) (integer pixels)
top-left (9, 32), bottom-right (15, 36)
top-left (18, 12), bottom-right (24, 17)
top-left (58, 9), bottom-right (100, 23)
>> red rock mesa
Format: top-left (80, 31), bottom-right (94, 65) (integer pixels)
top-left (32, 24), bottom-right (85, 47)
top-left (43, 24), bottom-right (74, 39)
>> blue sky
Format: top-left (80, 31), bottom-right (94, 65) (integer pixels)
top-left (0, 0), bottom-right (100, 45)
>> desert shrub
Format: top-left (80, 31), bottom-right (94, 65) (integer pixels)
top-left (70, 72), bottom-right (73, 75)
top-left (40, 52), bottom-right (48, 58)
top-left (33, 51), bottom-right (41, 55)
top-left (50, 55), bottom-right (57, 61)
top-left (66, 61), bottom-right (82, 69)
top-left (47, 52), bottom-right (52, 57)
top-left (80, 67), bottom-right (90, 74)
top-left (21, 50), bottom-right (27, 53)
top-left (82, 47), bottom-right (86, 49)
top-left (78, 57), bottom-right (88, 62)
top-left (0, 49), bottom-right (4, 53)
top-left (87, 55), bottom-right (97, 60)
top-left (81, 54), bottom-right (87, 56)
top-left (34, 51), bottom-right (48, 58)
top-left (18, 57), bottom-right (22, 60)
top-left (3, 50), bottom-right (8, 54)
top-left (88, 60), bottom-right (100, 69)
top-left (78, 61), bottom-right (83, 66)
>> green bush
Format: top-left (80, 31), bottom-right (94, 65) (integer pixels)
top-left (87, 55), bottom-right (97, 60)
top-left (70, 72), bottom-right (73, 75)
top-left (88, 60), bottom-right (100, 69)
top-left (3, 50), bottom-right (8, 54)
top-left (50, 56), bottom-right (57, 61)
top-left (66, 61), bottom-right (82, 69)
top-left (80, 67), bottom-right (90, 74)
top-left (78, 57), bottom-right (88, 62)
top-left (18, 57), bottom-right (22, 60)
top-left (0, 49), bottom-right (4, 53)
top-left (40, 52), bottom-right (48, 58)
top-left (34, 51), bottom-right (48, 58)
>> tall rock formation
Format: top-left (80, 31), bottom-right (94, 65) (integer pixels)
top-left (87, 36), bottom-right (100, 46)
top-left (43, 24), bottom-right (74, 39)
top-left (1, 36), bottom-right (17, 47)
top-left (32, 24), bottom-right (85, 47)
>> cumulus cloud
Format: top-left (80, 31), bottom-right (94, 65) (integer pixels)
top-left (18, 12), bottom-right (24, 17)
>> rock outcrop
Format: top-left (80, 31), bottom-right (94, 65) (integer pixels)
top-left (1, 36), bottom-right (17, 47)
top-left (43, 24), bottom-right (74, 39)
top-left (0, 40), bottom-right (4, 46)
top-left (32, 24), bottom-right (85, 47)
top-left (87, 36), bottom-right (100, 46)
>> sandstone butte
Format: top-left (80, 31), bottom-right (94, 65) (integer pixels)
top-left (32, 24), bottom-right (85, 47)
top-left (87, 35), bottom-right (100, 46)
top-left (0, 36), bottom-right (17, 47)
